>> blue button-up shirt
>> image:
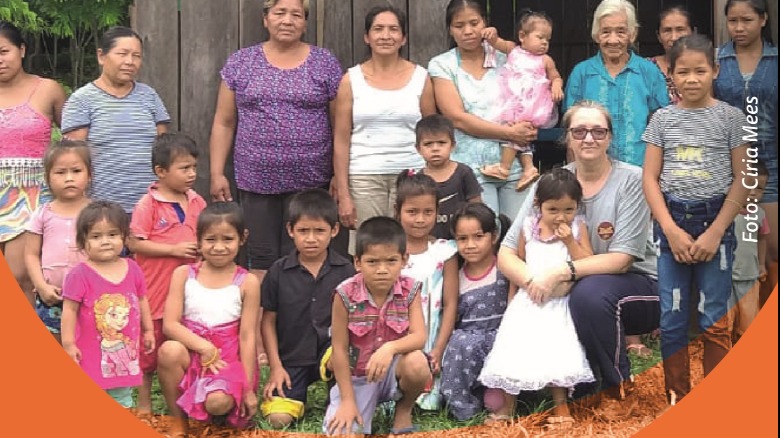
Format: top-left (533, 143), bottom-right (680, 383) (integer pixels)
top-left (564, 51), bottom-right (670, 166)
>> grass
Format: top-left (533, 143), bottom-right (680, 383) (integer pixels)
top-left (138, 336), bottom-right (662, 434)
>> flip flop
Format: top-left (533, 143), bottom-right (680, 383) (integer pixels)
top-left (626, 343), bottom-right (653, 358)
top-left (484, 413), bottom-right (513, 425)
top-left (320, 346), bottom-right (333, 381)
top-left (389, 425), bottom-right (418, 436)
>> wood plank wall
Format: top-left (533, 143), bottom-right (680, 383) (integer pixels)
top-left (132, 0), bottom-right (775, 193)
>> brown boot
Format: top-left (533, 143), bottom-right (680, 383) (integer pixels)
top-left (702, 316), bottom-right (731, 376)
top-left (662, 345), bottom-right (690, 405)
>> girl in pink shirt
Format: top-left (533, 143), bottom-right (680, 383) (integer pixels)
top-left (61, 201), bottom-right (155, 407)
top-left (24, 141), bottom-right (91, 343)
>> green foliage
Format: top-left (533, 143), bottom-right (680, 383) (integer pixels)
top-left (30, 0), bottom-right (130, 39)
top-left (0, 0), bottom-right (40, 31)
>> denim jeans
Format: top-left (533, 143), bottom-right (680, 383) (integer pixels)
top-left (655, 194), bottom-right (735, 359)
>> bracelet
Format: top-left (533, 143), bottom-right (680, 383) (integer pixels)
top-left (567, 260), bottom-right (577, 282)
top-left (200, 348), bottom-right (219, 367)
top-left (724, 198), bottom-right (743, 209)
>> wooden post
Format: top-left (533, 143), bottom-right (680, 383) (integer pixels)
top-left (408, 0), bottom-right (450, 67)
top-left (322, 0), bottom-right (353, 69)
top-left (133, 0), bottom-right (181, 130)
top-left (179, 0), bottom-right (240, 197)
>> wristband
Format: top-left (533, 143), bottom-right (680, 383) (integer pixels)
top-left (567, 260), bottom-right (577, 282)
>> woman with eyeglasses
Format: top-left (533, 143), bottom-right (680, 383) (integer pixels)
top-left (497, 101), bottom-right (659, 418)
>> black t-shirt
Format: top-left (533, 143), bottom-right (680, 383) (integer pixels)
top-left (431, 162), bottom-right (482, 239)
top-left (261, 249), bottom-right (356, 367)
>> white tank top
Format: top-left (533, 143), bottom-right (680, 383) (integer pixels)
top-left (182, 264), bottom-right (244, 326)
top-left (349, 64), bottom-right (427, 175)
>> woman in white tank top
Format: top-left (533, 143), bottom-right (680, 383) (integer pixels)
top-left (332, 5), bottom-right (437, 231)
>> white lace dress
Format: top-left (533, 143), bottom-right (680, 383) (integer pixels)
top-left (478, 215), bottom-right (595, 394)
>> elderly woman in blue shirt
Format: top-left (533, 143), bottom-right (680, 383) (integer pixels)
top-left (564, 0), bottom-right (669, 166)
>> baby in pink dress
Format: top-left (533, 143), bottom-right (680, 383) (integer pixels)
top-left (481, 10), bottom-right (564, 192)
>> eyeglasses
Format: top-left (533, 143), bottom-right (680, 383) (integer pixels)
top-left (568, 127), bottom-right (610, 140)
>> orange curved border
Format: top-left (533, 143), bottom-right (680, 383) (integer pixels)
top-left (2, 251), bottom-right (776, 437)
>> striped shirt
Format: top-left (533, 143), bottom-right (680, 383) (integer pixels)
top-left (642, 100), bottom-right (746, 201)
top-left (62, 82), bottom-right (170, 212)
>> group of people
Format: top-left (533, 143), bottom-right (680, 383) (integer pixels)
top-left (0, 0), bottom-right (776, 435)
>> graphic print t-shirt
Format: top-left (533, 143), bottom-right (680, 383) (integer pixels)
top-left (62, 260), bottom-right (147, 389)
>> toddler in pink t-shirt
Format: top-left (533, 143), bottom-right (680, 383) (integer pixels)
top-left (61, 201), bottom-right (154, 407)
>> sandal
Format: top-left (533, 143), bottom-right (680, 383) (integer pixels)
top-left (480, 163), bottom-right (510, 180)
top-left (389, 425), bottom-right (419, 436)
top-left (626, 343), bottom-right (653, 358)
top-left (515, 168), bottom-right (540, 192)
top-left (484, 413), bottom-right (513, 425)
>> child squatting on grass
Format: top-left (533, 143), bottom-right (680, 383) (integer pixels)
top-left (157, 202), bottom-right (260, 436)
top-left (260, 188), bottom-right (356, 428)
top-left (324, 217), bottom-right (432, 436)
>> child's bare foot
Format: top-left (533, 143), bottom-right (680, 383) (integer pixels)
top-left (480, 163), bottom-right (510, 180)
top-left (515, 167), bottom-right (540, 192)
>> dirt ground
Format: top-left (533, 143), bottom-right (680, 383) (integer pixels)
top-left (136, 342), bottom-right (705, 438)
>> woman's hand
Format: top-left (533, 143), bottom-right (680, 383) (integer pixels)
top-left (664, 225), bottom-right (695, 264)
top-left (508, 121), bottom-right (537, 145)
top-left (240, 390), bottom-right (258, 419)
top-left (338, 195), bottom-right (357, 230)
top-left (37, 283), bottom-right (62, 307)
top-left (526, 264), bottom-right (567, 304)
top-left (690, 228), bottom-right (724, 263)
top-left (210, 174), bottom-right (232, 202)
top-left (327, 400), bottom-right (362, 435)
top-left (263, 365), bottom-right (292, 400)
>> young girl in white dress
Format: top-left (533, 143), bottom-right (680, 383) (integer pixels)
top-left (479, 168), bottom-right (595, 427)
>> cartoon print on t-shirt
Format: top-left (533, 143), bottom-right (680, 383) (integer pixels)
top-left (94, 293), bottom-right (140, 378)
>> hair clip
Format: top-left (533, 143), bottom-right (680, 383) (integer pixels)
top-left (407, 169), bottom-right (416, 176)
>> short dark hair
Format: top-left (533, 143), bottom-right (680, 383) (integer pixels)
top-left (395, 170), bottom-right (439, 216)
top-left (534, 168), bottom-right (583, 207)
top-left (152, 132), bottom-right (199, 171)
top-left (0, 21), bottom-right (25, 48)
top-left (75, 201), bottom-right (129, 250)
top-left (669, 33), bottom-right (715, 71)
top-left (355, 216), bottom-right (406, 259)
top-left (287, 188), bottom-right (338, 228)
top-left (658, 5), bottom-right (693, 32)
top-left (99, 26), bottom-right (142, 54)
top-left (197, 202), bottom-right (245, 242)
top-left (415, 114), bottom-right (455, 145)
top-left (364, 5), bottom-right (407, 36)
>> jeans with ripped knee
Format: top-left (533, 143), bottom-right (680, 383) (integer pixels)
top-left (655, 193), bottom-right (735, 360)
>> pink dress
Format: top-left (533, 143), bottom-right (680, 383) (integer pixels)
top-left (176, 264), bottom-right (256, 428)
top-left (495, 48), bottom-right (557, 129)
top-left (0, 77), bottom-right (52, 242)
